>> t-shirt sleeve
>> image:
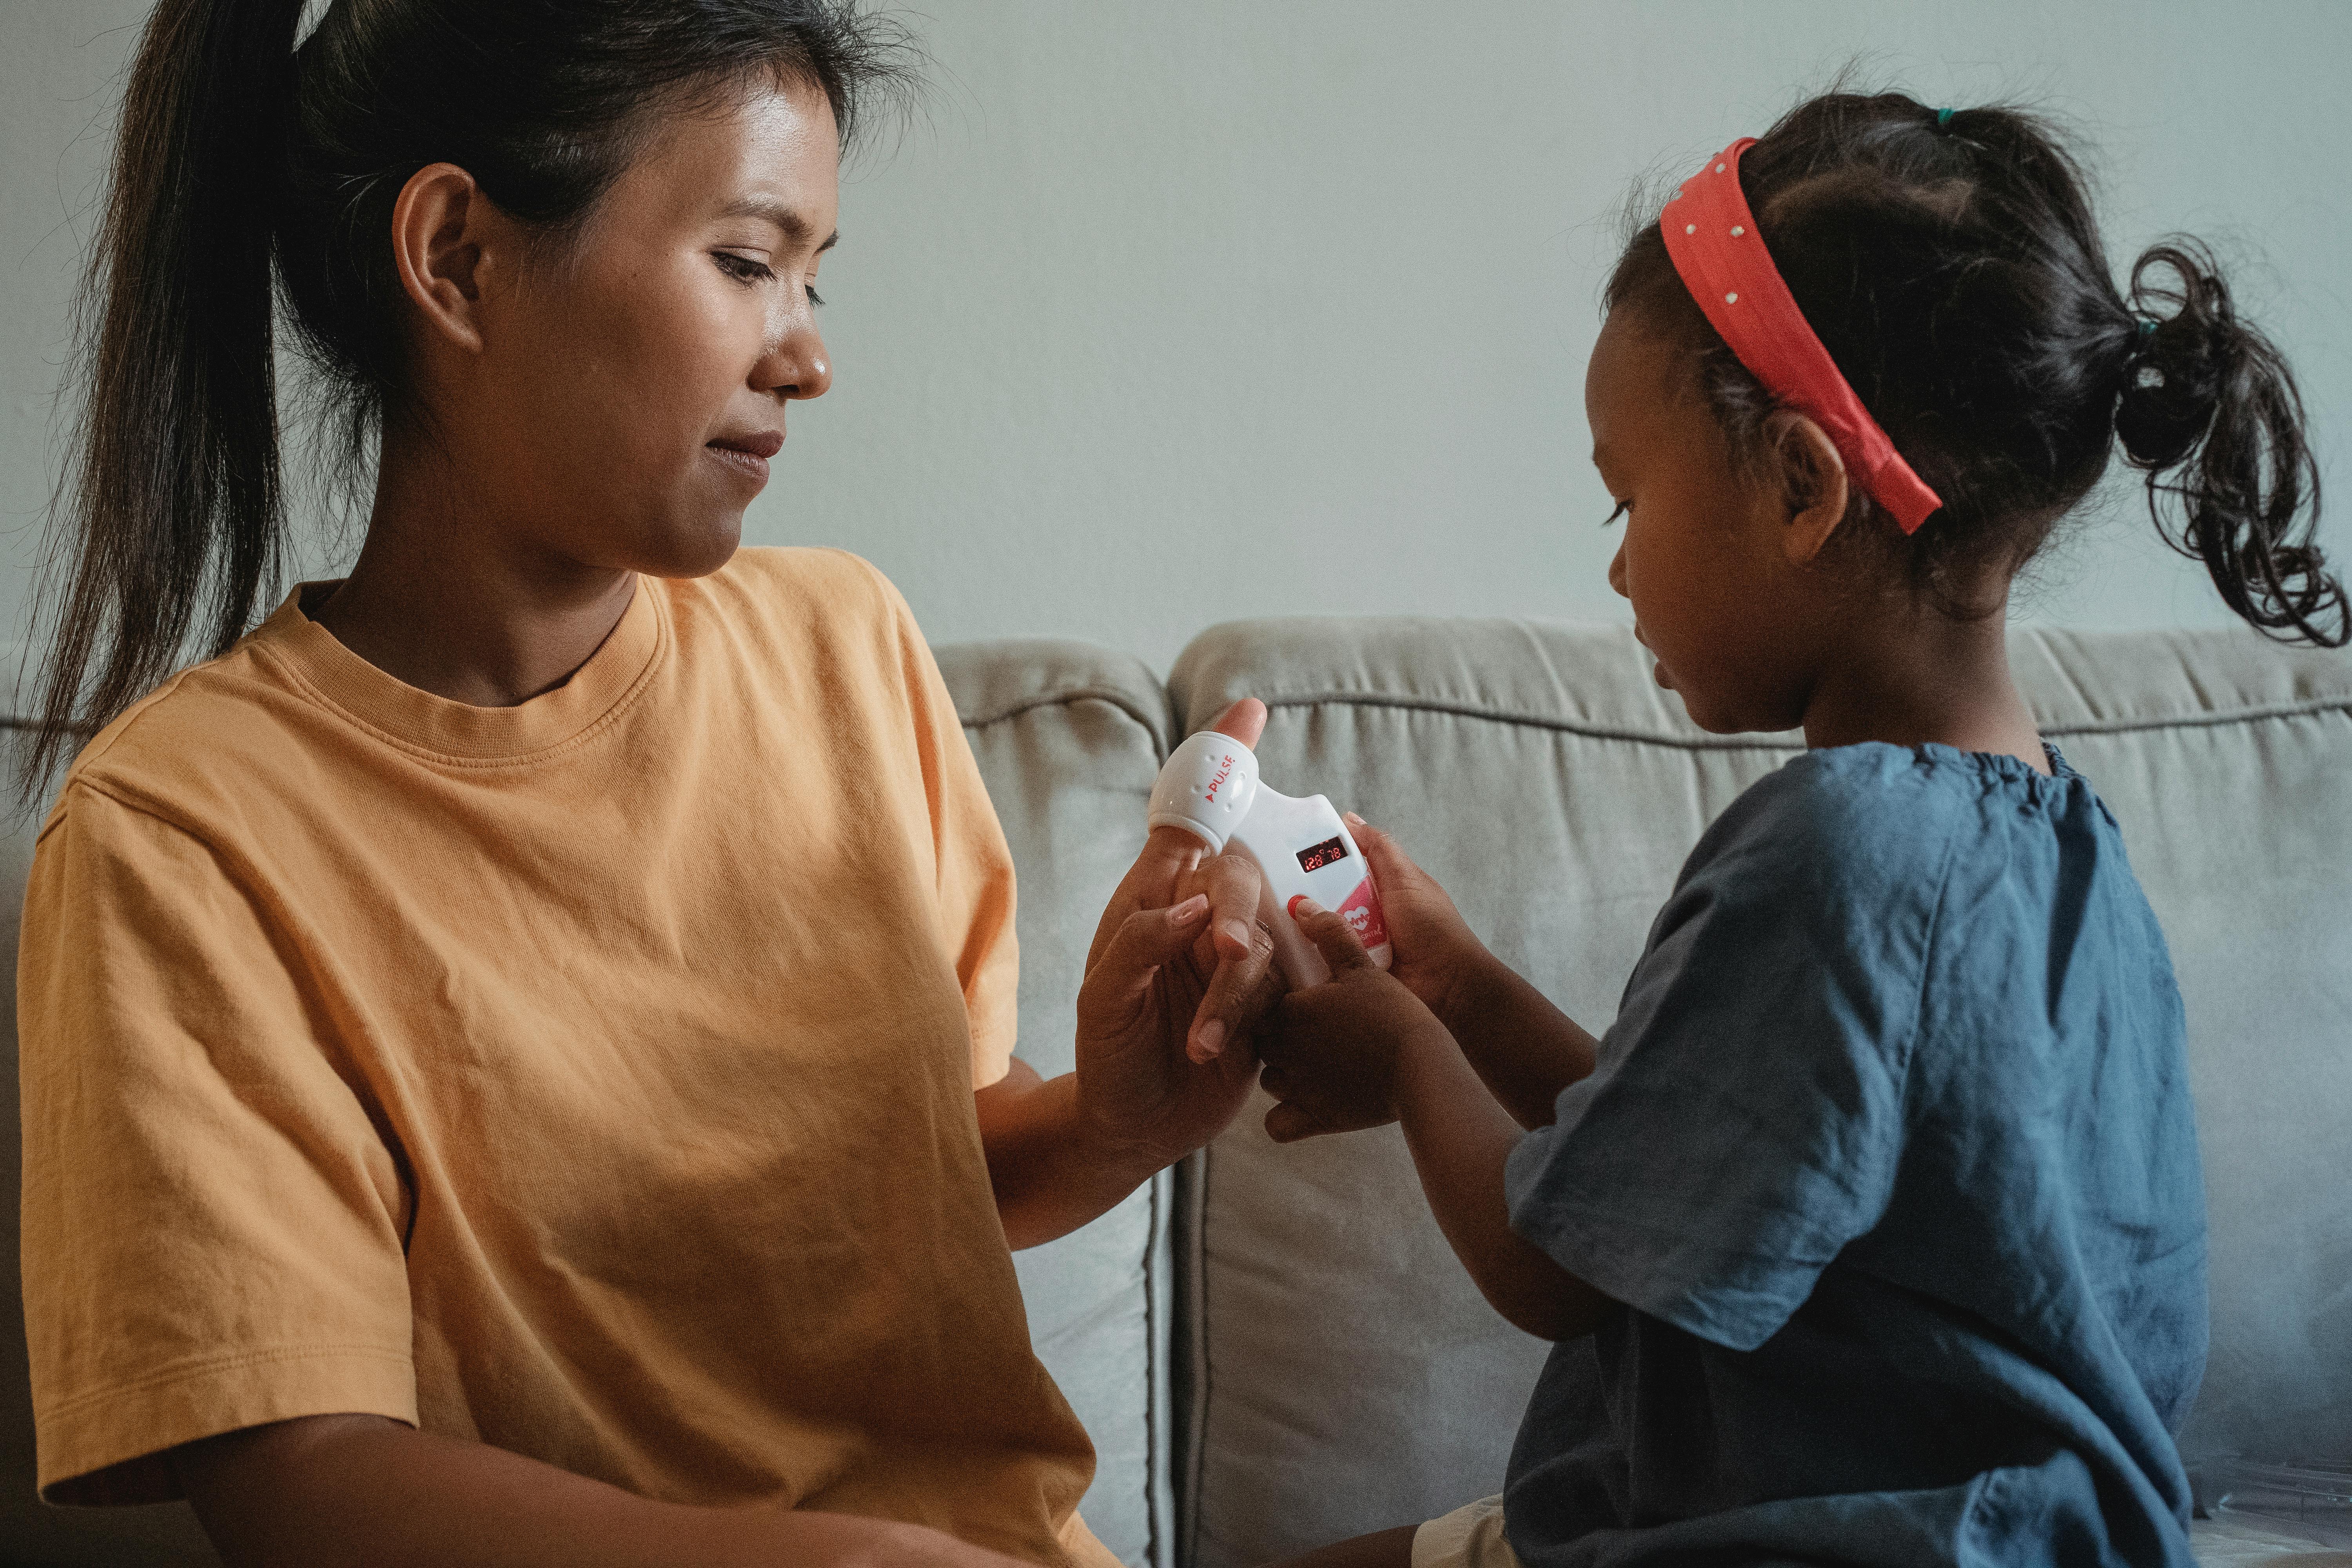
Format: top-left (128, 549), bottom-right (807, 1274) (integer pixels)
top-left (868, 563), bottom-right (1022, 1091)
top-left (16, 786), bottom-right (416, 1505)
top-left (1503, 758), bottom-right (1957, 1353)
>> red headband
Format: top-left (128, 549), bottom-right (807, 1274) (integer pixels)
top-left (1661, 139), bottom-right (1942, 534)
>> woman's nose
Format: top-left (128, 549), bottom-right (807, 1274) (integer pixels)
top-left (756, 320), bottom-right (832, 401)
top-left (1607, 539), bottom-right (1628, 599)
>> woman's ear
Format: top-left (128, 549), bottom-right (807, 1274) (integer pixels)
top-left (1766, 412), bottom-right (1850, 566)
top-left (389, 163), bottom-right (504, 356)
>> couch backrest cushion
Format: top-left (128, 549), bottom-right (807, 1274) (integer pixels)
top-left (1165, 617), bottom-right (2352, 1567)
top-left (936, 640), bottom-right (1180, 1568)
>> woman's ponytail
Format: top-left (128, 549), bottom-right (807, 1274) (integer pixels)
top-left (19, 0), bottom-right (911, 808)
top-left (20, 0), bottom-right (307, 803)
top-left (2116, 241), bottom-right (2348, 646)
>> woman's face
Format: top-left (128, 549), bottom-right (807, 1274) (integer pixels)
top-left (1587, 309), bottom-right (1821, 735)
top-left (457, 77), bottom-right (840, 580)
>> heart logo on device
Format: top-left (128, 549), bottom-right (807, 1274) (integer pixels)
top-left (1338, 877), bottom-right (1389, 952)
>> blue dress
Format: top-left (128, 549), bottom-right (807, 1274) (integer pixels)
top-left (1501, 744), bottom-right (2207, 1568)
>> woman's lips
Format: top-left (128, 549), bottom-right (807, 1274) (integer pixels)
top-left (705, 430), bottom-right (784, 485)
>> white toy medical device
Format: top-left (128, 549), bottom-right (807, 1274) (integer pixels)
top-left (1147, 729), bottom-right (1392, 988)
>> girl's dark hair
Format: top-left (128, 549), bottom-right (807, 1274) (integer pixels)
top-left (23, 0), bottom-right (915, 801)
top-left (1606, 91), bottom-right (2347, 647)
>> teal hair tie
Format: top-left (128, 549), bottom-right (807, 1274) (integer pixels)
top-left (2139, 317), bottom-right (2159, 336)
top-left (1935, 107), bottom-right (1956, 127)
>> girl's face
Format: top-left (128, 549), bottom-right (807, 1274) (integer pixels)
top-left (452, 78), bottom-right (840, 579)
top-left (1586, 309), bottom-right (1825, 734)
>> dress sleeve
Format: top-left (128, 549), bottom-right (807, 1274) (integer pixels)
top-left (16, 786), bottom-right (416, 1504)
top-left (1503, 761), bottom-right (1956, 1353)
top-left (871, 565), bottom-right (1022, 1091)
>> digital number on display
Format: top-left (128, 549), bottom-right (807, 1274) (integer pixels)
top-left (1296, 835), bottom-right (1350, 873)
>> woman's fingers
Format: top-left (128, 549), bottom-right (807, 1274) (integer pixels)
top-left (1087, 825), bottom-right (1209, 969)
top-left (1085, 895), bottom-right (1210, 1024)
top-left (1204, 697), bottom-right (1267, 749)
top-left (1178, 853), bottom-right (1275, 1063)
top-left (1197, 851), bottom-right (1262, 961)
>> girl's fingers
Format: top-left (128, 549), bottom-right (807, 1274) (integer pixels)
top-left (1346, 811), bottom-right (1425, 889)
top-left (1288, 896), bottom-right (1376, 972)
top-left (1264, 1100), bottom-right (1321, 1144)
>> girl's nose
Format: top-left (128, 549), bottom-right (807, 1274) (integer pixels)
top-left (1607, 539), bottom-right (1629, 599)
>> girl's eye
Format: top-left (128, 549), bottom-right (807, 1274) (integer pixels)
top-left (713, 252), bottom-right (775, 285)
top-left (1603, 501), bottom-right (1629, 528)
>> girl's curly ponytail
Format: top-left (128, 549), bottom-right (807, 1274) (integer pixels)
top-left (2117, 241), bottom-right (2346, 646)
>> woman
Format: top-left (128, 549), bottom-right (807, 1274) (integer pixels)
top-left (15, 3), bottom-right (1277, 1564)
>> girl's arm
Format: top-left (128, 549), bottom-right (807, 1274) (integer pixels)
top-left (1263, 821), bottom-right (1599, 1137)
top-left (1272, 907), bottom-right (1616, 1343)
top-left (175, 1414), bottom-right (1026, 1568)
top-left (1423, 940), bottom-right (1602, 1132)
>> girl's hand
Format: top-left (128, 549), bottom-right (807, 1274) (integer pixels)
top-left (1343, 815), bottom-right (1491, 1030)
top-left (1256, 896), bottom-right (1456, 1143)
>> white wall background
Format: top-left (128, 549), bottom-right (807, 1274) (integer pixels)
top-left (5, 1), bottom-right (2347, 680)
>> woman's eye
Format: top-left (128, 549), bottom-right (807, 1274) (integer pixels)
top-left (1603, 501), bottom-right (1629, 528)
top-left (805, 284), bottom-right (825, 308)
top-left (713, 252), bottom-right (775, 285)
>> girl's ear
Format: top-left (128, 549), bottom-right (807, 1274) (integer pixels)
top-left (390, 163), bottom-right (504, 356)
top-left (1767, 411), bottom-right (1850, 566)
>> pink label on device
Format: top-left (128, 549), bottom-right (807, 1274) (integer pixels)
top-left (1338, 876), bottom-right (1389, 951)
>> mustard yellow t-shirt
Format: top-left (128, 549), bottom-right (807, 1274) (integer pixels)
top-left (16, 547), bottom-right (1107, 1565)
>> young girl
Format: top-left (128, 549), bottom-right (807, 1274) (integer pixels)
top-left (14, 3), bottom-right (1280, 1565)
top-left (1256, 92), bottom-right (2345, 1568)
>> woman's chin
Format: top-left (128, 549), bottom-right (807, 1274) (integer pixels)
top-left (633, 509), bottom-right (746, 581)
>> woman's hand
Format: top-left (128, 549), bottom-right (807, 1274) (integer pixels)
top-left (983, 700), bottom-right (1287, 1248)
top-left (1256, 897), bottom-right (1456, 1144)
top-left (1071, 699), bottom-right (1284, 1169)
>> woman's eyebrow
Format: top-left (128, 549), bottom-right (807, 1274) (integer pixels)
top-left (715, 195), bottom-right (838, 252)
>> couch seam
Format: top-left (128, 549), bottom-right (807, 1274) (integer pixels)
top-left (956, 688), bottom-right (1170, 753)
top-left (1237, 690), bottom-right (2352, 747)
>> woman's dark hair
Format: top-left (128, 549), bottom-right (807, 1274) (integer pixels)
top-left (1605, 91), bottom-right (2347, 648)
top-left (22, 0), bottom-right (916, 801)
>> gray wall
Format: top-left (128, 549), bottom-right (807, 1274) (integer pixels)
top-left (5, 2), bottom-right (2347, 677)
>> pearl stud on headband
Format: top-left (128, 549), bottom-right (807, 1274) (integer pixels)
top-left (1661, 139), bottom-right (1943, 534)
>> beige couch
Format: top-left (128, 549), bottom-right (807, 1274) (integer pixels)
top-left (6, 616), bottom-right (2348, 1567)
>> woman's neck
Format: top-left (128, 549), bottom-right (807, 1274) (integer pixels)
top-left (311, 432), bottom-right (639, 709)
top-left (1798, 598), bottom-right (2049, 774)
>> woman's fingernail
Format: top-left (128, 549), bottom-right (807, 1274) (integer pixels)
top-left (1193, 1019), bottom-right (1227, 1058)
top-left (1288, 896), bottom-right (1323, 918)
top-left (1174, 895), bottom-right (1209, 921)
top-left (1219, 918), bottom-right (1252, 952)
top-left (1345, 811), bottom-right (1367, 828)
